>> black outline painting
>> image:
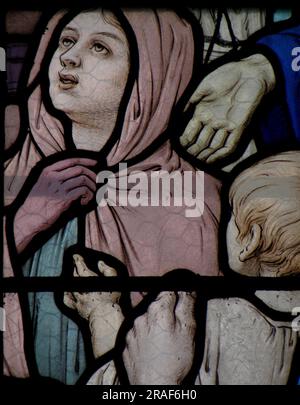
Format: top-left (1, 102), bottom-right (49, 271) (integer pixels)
top-left (1, 2), bottom-right (300, 394)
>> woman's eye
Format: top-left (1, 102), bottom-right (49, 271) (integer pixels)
top-left (92, 42), bottom-right (108, 54)
top-left (60, 37), bottom-right (74, 48)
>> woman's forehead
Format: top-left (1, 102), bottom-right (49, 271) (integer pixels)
top-left (63, 10), bottom-right (126, 40)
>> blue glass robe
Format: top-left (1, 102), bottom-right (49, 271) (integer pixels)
top-left (257, 24), bottom-right (300, 147)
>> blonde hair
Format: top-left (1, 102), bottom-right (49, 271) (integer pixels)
top-left (229, 151), bottom-right (300, 276)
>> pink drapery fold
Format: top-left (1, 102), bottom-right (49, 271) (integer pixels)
top-left (4, 9), bottom-right (221, 377)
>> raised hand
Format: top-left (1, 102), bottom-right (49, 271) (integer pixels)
top-left (180, 54), bottom-right (275, 163)
top-left (64, 254), bottom-right (121, 319)
top-left (64, 254), bottom-right (124, 358)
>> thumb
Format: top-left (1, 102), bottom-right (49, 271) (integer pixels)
top-left (184, 81), bottom-right (211, 112)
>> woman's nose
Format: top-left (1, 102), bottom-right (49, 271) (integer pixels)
top-left (60, 47), bottom-right (81, 68)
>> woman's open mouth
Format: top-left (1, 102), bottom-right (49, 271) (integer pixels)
top-left (58, 72), bottom-right (79, 89)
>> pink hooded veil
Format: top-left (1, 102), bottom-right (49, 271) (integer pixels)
top-left (4, 9), bottom-right (221, 377)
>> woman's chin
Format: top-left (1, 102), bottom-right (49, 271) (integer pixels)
top-left (50, 92), bottom-right (78, 113)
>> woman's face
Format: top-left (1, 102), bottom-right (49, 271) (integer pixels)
top-left (49, 10), bottom-right (130, 127)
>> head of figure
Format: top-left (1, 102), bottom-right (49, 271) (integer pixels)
top-left (48, 9), bottom-right (130, 150)
top-left (227, 151), bottom-right (300, 277)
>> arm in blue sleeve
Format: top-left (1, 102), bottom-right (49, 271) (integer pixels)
top-left (255, 24), bottom-right (300, 146)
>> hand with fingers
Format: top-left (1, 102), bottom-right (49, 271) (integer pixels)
top-left (122, 291), bottom-right (197, 385)
top-left (13, 157), bottom-right (97, 254)
top-left (180, 54), bottom-right (276, 164)
top-left (64, 254), bottom-right (124, 358)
